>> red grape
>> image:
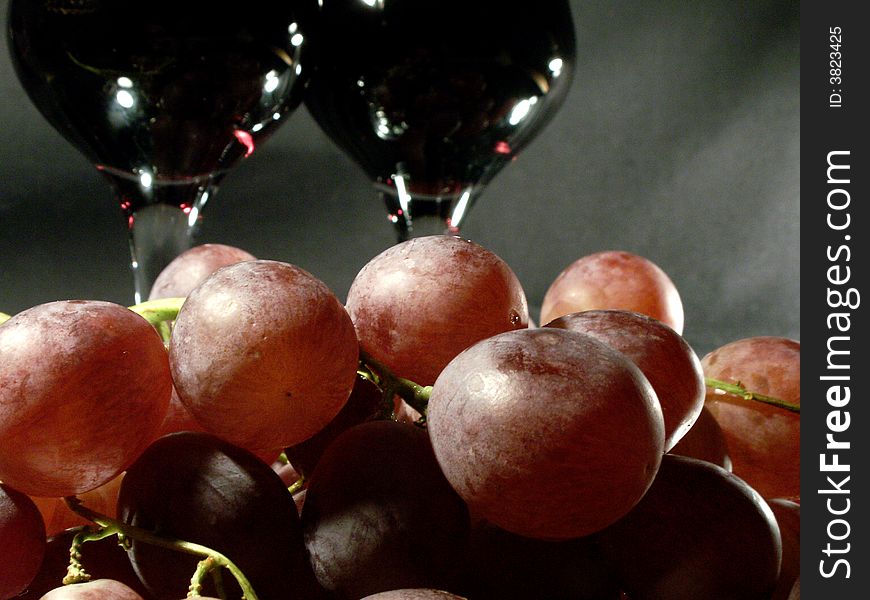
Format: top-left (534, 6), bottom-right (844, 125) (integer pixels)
top-left (667, 405), bottom-right (732, 470)
top-left (769, 498), bottom-right (800, 600)
top-left (301, 421), bottom-right (470, 599)
top-left (427, 327), bottom-right (664, 539)
top-left (540, 250), bottom-right (684, 333)
top-left (31, 473), bottom-right (124, 536)
top-left (38, 579), bottom-right (145, 599)
top-left (598, 455), bottom-right (782, 600)
top-left (169, 260), bottom-right (359, 453)
top-left (117, 431), bottom-right (321, 600)
top-left (346, 235), bottom-right (528, 385)
top-left (360, 591), bottom-right (466, 600)
top-left (147, 243), bottom-right (256, 300)
top-left (546, 309), bottom-right (704, 450)
top-left (787, 578), bottom-right (800, 600)
top-left (702, 336), bottom-right (800, 498)
top-left (0, 482), bottom-right (46, 599)
top-left (0, 300), bottom-right (171, 497)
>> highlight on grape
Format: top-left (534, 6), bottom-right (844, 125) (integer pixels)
top-left (0, 236), bottom-right (799, 599)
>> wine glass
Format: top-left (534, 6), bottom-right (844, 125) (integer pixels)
top-left (7, 0), bottom-right (319, 302)
top-left (304, 0), bottom-right (576, 241)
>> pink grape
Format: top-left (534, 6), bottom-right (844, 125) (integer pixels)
top-left (346, 235), bottom-right (528, 385)
top-left (702, 336), bottom-right (800, 499)
top-left (540, 250), bottom-right (684, 333)
top-left (546, 309), bottom-right (704, 450)
top-left (169, 260), bottom-right (359, 453)
top-left (668, 405), bottom-right (732, 470)
top-left (38, 579), bottom-right (145, 599)
top-left (0, 300), bottom-right (171, 497)
top-left (360, 591), bottom-right (466, 600)
top-left (0, 483), bottom-right (46, 599)
top-left (769, 498), bottom-right (800, 600)
top-left (427, 327), bottom-right (665, 539)
top-left (147, 243), bottom-right (255, 300)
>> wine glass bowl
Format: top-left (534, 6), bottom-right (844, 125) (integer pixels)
top-left (304, 0), bottom-right (576, 241)
top-left (7, 0), bottom-right (318, 301)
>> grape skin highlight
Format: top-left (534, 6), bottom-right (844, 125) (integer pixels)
top-left (427, 327), bottom-right (665, 539)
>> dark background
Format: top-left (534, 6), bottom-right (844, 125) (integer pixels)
top-left (0, 0), bottom-right (800, 357)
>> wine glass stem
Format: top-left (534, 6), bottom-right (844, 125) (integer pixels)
top-left (126, 202), bottom-right (201, 304)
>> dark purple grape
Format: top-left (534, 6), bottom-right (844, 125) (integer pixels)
top-left (456, 521), bottom-right (622, 599)
top-left (0, 483), bottom-right (46, 599)
top-left (598, 454), bottom-right (782, 600)
top-left (117, 432), bottom-right (321, 600)
top-left (284, 373), bottom-right (385, 478)
top-left (301, 421), bottom-right (470, 599)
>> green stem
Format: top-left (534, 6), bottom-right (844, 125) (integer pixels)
top-left (128, 297), bottom-right (185, 343)
top-left (359, 350), bottom-right (432, 419)
top-left (64, 497), bottom-right (260, 600)
top-left (0, 311), bottom-right (10, 325)
top-left (287, 475), bottom-right (306, 496)
top-left (705, 377), bottom-right (800, 413)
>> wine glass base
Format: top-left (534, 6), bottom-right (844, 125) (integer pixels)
top-left (379, 183), bottom-right (479, 242)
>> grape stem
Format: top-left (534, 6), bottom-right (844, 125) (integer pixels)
top-left (359, 349), bottom-right (433, 418)
top-left (704, 377), bottom-right (800, 413)
top-left (128, 297), bottom-right (185, 344)
top-left (63, 496), bottom-right (260, 600)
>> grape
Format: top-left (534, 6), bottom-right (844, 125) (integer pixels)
top-left (598, 454), bottom-right (782, 600)
top-left (301, 420), bottom-right (470, 599)
top-left (283, 373), bottom-right (384, 478)
top-left (539, 250), bottom-right (684, 334)
top-left (117, 431), bottom-right (321, 600)
top-left (546, 309), bottom-right (704, 450)
top-left (360, 591), bottom-right (466, 600)
top-left (427, 327), bottom-right (665, 539)
top-left (23, 526), bottom-right (151, 599)
top-left (769, 498), bottom-right (800, 600)
top-left (0, 482), bottom-right (46, 599)
top-left (346, 235), bottom-right (528, 386)
top-left (667, 405), bottom-right (732, 470)
top-left (456, 521), bottom-right (622, 599)
top-left (169, 260), bottom-right (359, 453)
top-left (31, 473), bottom-right (125, 536)
top-left (701, 336), bottom-right (800, 498)
top-left (147, 243), bottom-right (256, 300)
top-left (0, 300), bottom-right (171, 497)
top-left (38, 579), bottom-right (145, 599)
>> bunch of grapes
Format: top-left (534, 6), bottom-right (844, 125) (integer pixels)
top-left (0, 239), bottom-right (799, 600)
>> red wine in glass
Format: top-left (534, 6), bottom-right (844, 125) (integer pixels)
top-left (304, 0), bottom-right (576, 241)
top-left (7, 0), bottom-right (318, 301)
